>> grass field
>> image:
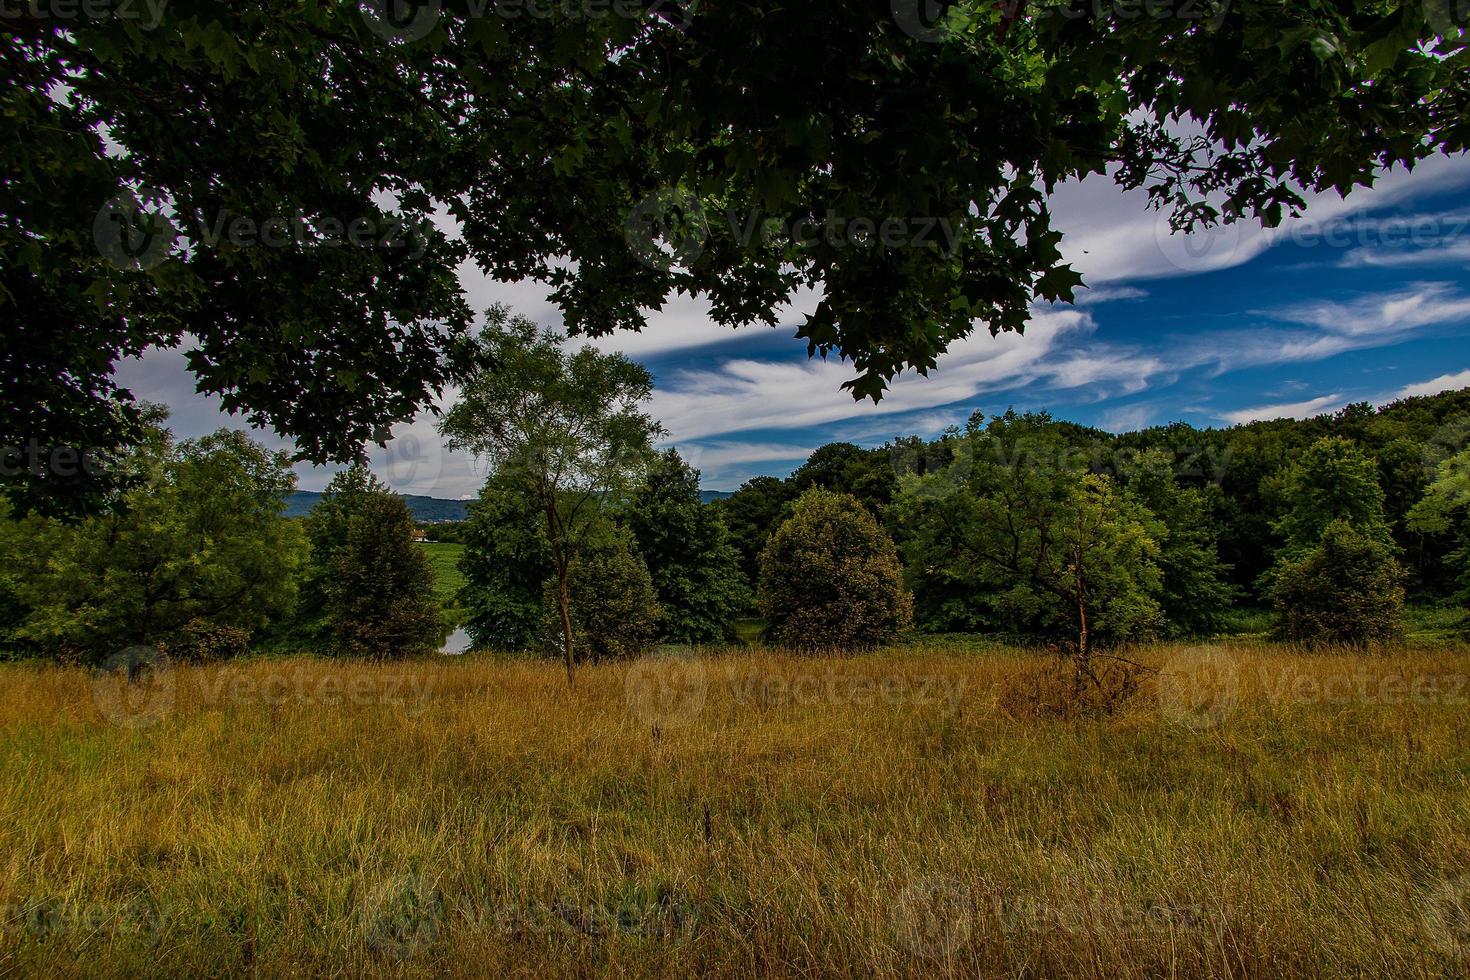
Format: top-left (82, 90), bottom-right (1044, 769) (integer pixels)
top-left (420, 542), bottom-right (467, 627)
top-left (2, 642), bottom-right (1469, 977)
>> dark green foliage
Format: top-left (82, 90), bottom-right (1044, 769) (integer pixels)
top-left (788, 443), bottom-right (898, 519)
top-left (715, 476), bottom-right (792, 584)
top-left (891, 411), bottom-right (1165, 653)
top-left (626, 450), bottom-right (749, 644)
top-left (5, 7), bottom-right (472, 514)
top-left (1273, 437), bottom-right (1393, 550)
top-left (421, 522), bottom-right (467, 544)
top-left (1408, 447), bottom-right (1470, 607)
top-left (1262, 436), bottom-right (1406, 645)
top-left (548, 534), bottom-right (662, 660)
top-left (458, 475), bottom-right (554, 653)
top-left (306, 468), bottom-right (442, 660)
top-left (1269, 521), bottom-right (1405, 647)
top-left (0, 423), bottom-right (304, 662)
top-left (1125, 449), bottom-right (1237, 637)
top-left (11, 3), bottom-right (1467, 512)
top-left (440, 309), bottom-right (663, 680)
top-left (758, 490), bottom-right (912, 651)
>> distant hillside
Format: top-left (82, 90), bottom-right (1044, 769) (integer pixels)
top-left (286, 488), bottom-right (734, 521)
top-left (283, 491), bottom-right (468, 523)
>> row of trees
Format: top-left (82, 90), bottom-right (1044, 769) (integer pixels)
top-left (7, 309), bottom-right (1470, 671)
top-left (0, 422), bottom-right (445, 664)
top-left (712, 391), bottom-right (1470, 651)
top-left (435, 310), bottom-right (1468, 681)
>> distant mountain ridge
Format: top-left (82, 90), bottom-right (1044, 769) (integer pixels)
top-left (284, 488), bottom-right (733, 522)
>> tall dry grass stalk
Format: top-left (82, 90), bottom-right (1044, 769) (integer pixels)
top-left (1, 641), bottom-right (1468, 977)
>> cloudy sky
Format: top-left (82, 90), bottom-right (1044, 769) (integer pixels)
top-left (118, 153), bottom-right (1470, 495)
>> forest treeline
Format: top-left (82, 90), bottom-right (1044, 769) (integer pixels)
top-left (5, 328), bottom-right (1470, 671)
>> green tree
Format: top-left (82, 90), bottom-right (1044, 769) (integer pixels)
top-left (1407, 447), bottom-right (1470, 604)
top-left (1273, 437), bottom-right (1394, 551)
top-left (10, 4), bottom-right (1467, 511)
top-left (457, 473), bottom-right (555, 652)
top-left (306, 467), bottom-right (443, 660)
top-left (1263, 437), bottom-right (1405, 643)
top-left (5, 424), bottom-right (305, 660)
top-left (1269, 520), bottom-right (1405, 647)
top-left (758, 489), bottom-right (912, 650)
top-left (548, 531), bottom-right (662, 660)
top-left (715, 476), bottom-right (792, 584)
top-left (626, 450), bottom-right (749, 644)
top-left (788, 443), bottom-right (898, 520)
top-left (1125, 449), bottom-right (1236, 637)
top-left (890, 412), bottom-right (1162, 671)
top-left (440, 307), bottom-right (663, 683)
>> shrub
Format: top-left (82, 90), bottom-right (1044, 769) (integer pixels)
top-left (544, 534), bottom-right (661, 660)
top-left (458, 475), bottom-right (554, 652)
top-left (2, 425), bottom-right (304, 663)
top-left (1268, 520), bottom-right (1405, 647)
top-left (757, 489), bottom-right (912, 650)
top-left (997, 657), bottom-right (1144, 720)
top-left (162, 621), bottom-right (251, 663)
top-left (625, 449), bottom-right (750, 644)
top-left (309, 469), bottom-right (443, 659)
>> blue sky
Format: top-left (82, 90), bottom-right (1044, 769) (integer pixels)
top-left (120, 153), bottom-right (1470, 495)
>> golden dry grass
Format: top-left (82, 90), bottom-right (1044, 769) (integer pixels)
top-left (1, 641), bottom-right (1469, 977)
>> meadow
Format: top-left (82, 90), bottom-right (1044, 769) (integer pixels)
top-left (1, 641), bottom-right (1468, 978)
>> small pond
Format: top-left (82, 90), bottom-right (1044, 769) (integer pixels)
top-left (440, 627), bottom-right (473, 655)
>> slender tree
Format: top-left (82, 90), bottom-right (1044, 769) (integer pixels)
top-left (440, 307), bottom-right (663, 684)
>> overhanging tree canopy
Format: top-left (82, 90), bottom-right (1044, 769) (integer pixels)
top-left (7, 1), bottom-right (1467, 511)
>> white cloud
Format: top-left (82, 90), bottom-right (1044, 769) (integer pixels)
top-left (1053, 154), bottom-right (1470, 284)
top-left (1340, 239), bottom-right (1470, 269)
top-left (1099, 403), bottom-right (1157, 433)
top-left (1219, 393), bottom-right (1345, 426)
top-left (1389, 369), bottom-right (1470, 401)
top-left (1071, 286), bottom-right (1148, 306)
top-left (1268, 283), bottom-right (1470, 338)
top-left (678, 441), bottom-right (818, 468)
top-left (646, 308), bottom-right (1110, 441)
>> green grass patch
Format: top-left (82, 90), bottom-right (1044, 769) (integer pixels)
top-left (420, 541), bottom-right (467, 627)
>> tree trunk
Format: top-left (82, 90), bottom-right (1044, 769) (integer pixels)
top-left (1075, 598), bottom-right (1090, 697)
top-left (557, 570), bottom-right (575, 688)
top-left (544, 499), bottom-right (575, 688)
